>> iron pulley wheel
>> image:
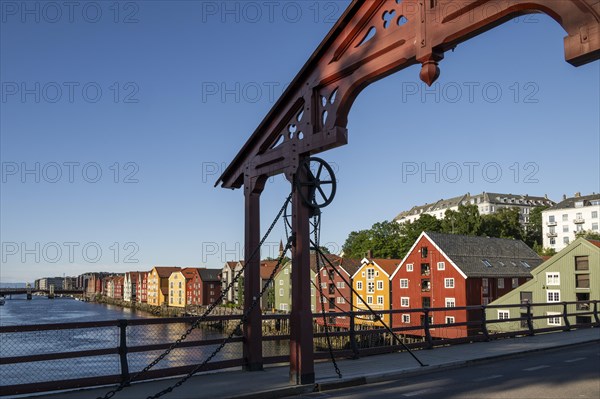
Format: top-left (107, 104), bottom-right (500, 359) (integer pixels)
top-left (295, 157), bottom-right (337, 209)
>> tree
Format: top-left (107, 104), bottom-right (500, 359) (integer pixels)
top-left (575, 230), bottom-right (600, 241)
top-left (398, 214), bottom-right (442, 257)
top-left (524, 206), bottom-right (548, 248)
top-left (342, 221), bottom-right (404, 259)
top-left (480, 207), bottom-right (524, 240)
top-left (236, 276), bottom-right (244, 306)
top-left (441, 204), bottom-right (482, 235)
top-left (342, 229), bottom-right (372, 259)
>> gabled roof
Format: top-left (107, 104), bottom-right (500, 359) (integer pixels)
top-left (260, 260), bottom-right (280, 280)
top-left (587, 239), bottom-right (600, 248)
top-left (181, 267), bottom-right (202, 280)
top-left (424, 231), bottom-right (542, 278)
top-left (546, 193), bottom-right (600, 210)
top-left (199, 268), bottom-right (221, 282)
top-left (354, 258), bottom-right (402, 278)
top-left (337, 258), bottom-right (362, 276)
top-left (152, 266), bottom-right (182, 278)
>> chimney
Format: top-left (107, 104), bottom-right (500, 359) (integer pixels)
top-left (367, 249), bottom-right (373, 259)
top-left (563, 194), bottom-right (567, 200)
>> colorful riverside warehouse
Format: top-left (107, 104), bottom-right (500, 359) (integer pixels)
top-left (274, 253), bottom-right (343, 313)
top-left (315, 257), bottom-right (362, 328)
top-left (136, 272), bottom-right (148, 303)
top-left (147, 267), bottom-right (181, 306)
top-left (390, 232), bottom-right (543, 339)
top-left (123, 272), bottom-right (141, 302)
top-left (352, 258), bottom-right (401, 328)
top-left (486, 238), bottom-right (600, 331)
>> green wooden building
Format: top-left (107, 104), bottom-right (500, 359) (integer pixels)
top-left (486, 237), bottom-right (599, 332)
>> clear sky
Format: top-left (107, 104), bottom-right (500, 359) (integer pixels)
top-left (1, 1), bottom-right (599, 283)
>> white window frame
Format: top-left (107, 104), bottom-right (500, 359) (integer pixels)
top-left (336, 297), bottom-right (345, 304)
top-left (367, 268), bottom-right (375, 280)
top-left (356, 281), bottom-right (363, 290)
top-left (406, 263), bottom-right (413, 272)
top-left (280, 303), bottom-right (288, 311)
top-left (497, 310), bottom-right (510, 320)
top-left (367, 281), bottom-right (375, 293)
top-left (437, 261), bottom-right (445, 270)
top-left (400, 279), bottom-right (409, 289)
top-left (546, 272), bottom-right (560, 286)
top-left (497, 278), bottom-right (504, 289)
top-left (547, 290), bottom-right (560, 303)
top-left (546, 312), bottom-right (561, 326)
top-left (279, 288), bottom-right (284, 297)
top-left (377, 281), bottom-right (384, 290)
top-left (444, 278), bottom-right (455, 288)
top-left (402, 314), bottom-right (410, 323)
top-left (377, 295), bottom-right (384, 305)
top-left (400, 297), bottom-right (409, 307)
top-left (445, 316), bottom-right (455, 324)
top-left (367, 296), bottom-right (373, 304)
top-left (279, 280), bottom-right (284, 285)
top-left (445, 298), bottom-right (455, 308)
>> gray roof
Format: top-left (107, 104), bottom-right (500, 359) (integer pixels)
top-left (546, 193), bottom-right (600, 210)
top-left (198, 268), bottom-right (221, 282)
top-left (394, 192), bottom-right (554, 221)
top-left (425, 231), bottom-right (543, 278)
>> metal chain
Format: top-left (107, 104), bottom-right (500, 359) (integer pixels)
top-left (313, 213), bottom-right (342, 379)
top-left (146, 237), bottom-right (294, 399)
top-left (98, 193), bottom-right (293, 399)
top-left (313, 246), bottom-right (426, 367)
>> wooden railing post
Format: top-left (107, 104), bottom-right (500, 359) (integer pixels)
top-left (117, 319), bottom-right (130, 384)
top-left (423, 309), bottom-right (433, 349)
top-left (562, 302), bottom-right (571, 331)
top-left (480, 305), bottom-right (490, 341)
top-left (526, 303), bottom-right (535, 336)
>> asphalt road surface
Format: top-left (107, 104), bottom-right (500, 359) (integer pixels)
top-left (289, 343), bottom-right (600, 399)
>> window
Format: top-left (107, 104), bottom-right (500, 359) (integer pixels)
top-left (563, 237), bottom-right (570, 245)
top-left (576, 274), bottom-right (590, 289)
top-left (546, 272), bottom-right (560, 286)
top-left (547, 290), bottom-right (560, 302)
top-left (546, 312), bottom-right (561, 326)
top-left (377, 296), bottom-right (384, 305)
top-left (406, 263), bottom-right (413, 272)
top-left (377, 281), bottom-right (383, 290)
top-left (279, 280), bottom-right (283, 285)
top-left (445, 298), bottom-right (455, 308)
top-left (498, 279), bottom-right (504, 289)
top-left (170, 282), bottom-right (174, 288)
top-left (550, 238), bottom-right (556, 245)
top-left (549, 215), bottom-right (555, 223)
top-left (445, 316), bottom-right (455, 324)
top-left (401, 297), bottom-right (409, 307)
top-left (592, 211), bottom-right (598, 219)
top-left (367, 296), bottom-right (373, 304)
top-left (593, 223), bottom-right (599, 231)
top-left (576, 224), bottom-right (583, 232)
top-left (367, 282), bottom-right (375, 293)
top-left (356, 281), bottom-right (363, 290)
top-left (575, 256), bottom-right (589, 271)
top-left (402, 314), bottom-right (410, 323)
top-left (336, 297), bottom-right (345, 304)
top-left (437, 261), bottom-right (445, 270)
top-left (562, 214), bottom-right (568, 221)
top-left (512, 278), bottom-right (519, 288)
top-left (367, 268), bottom-right (375, 280)
top-left (444, 278), bottom-right (455, 288)
top-left (279, 288), bottom-right (284, 296)
top-left (280, 303), bottom-right (288, 311)
top-left (421, 247), bottom-right (428, 258)
top-left (520, 261), bottom-right (531, 268)
top-left (563, 225), bottom-right (569, 233)
top-left (400, 279), bottom-right (408, 289)
top-left (482, 278), bottom-right (488, 294)
top-left (284, 268), bottom-right (289, 275)
top-left (336, 281), bottom-right (345, 288)
top-left (482, 259), bottom-right (492, 268)
top-left (498, 310), bottom-right (510, 320)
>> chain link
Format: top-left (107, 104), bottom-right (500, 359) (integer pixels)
top-left (146, 237), bottom-right (294, 399)
top-left (98, 193), bottom-right (293, 399)
top-left (313, 213), bottom-right (342, 379)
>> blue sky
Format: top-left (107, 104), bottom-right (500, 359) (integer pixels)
top-left (1, 1), bottom-right (599, 283)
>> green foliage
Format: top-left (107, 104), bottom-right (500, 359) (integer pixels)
top-left (237, 276), bottom-right (244, 305)
top-left (341, 204), bottom-right (550, 259)
top-left (575, 230), bottom-right (600, 241)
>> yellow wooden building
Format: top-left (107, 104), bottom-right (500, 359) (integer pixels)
top-left (147, 266), bottom-right (180, 306)
top-left (351, 258), bottom-right (400, 327)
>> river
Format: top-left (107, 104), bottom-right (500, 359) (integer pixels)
top-left (0, 295), bottom-right (289, 388)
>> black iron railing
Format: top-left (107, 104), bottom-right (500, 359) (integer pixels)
top-left (1, 300), bottom-right (598, 396)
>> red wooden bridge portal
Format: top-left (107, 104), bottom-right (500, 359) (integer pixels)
top-left (215, 0), bottom-right (600, 385)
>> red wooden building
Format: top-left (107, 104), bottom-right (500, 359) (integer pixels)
top-left (390, 232), bottom-right (542, 339)
top-left (315, 256), bottom-right (361, 328)
top-left (136, 271), bottom-right (148, 303)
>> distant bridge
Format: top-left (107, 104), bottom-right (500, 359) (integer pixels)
top-left (0, 288), bottom-right (84, 296)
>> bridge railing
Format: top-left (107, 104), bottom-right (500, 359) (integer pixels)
top-left (1, 300), bottom-right (598, 396)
